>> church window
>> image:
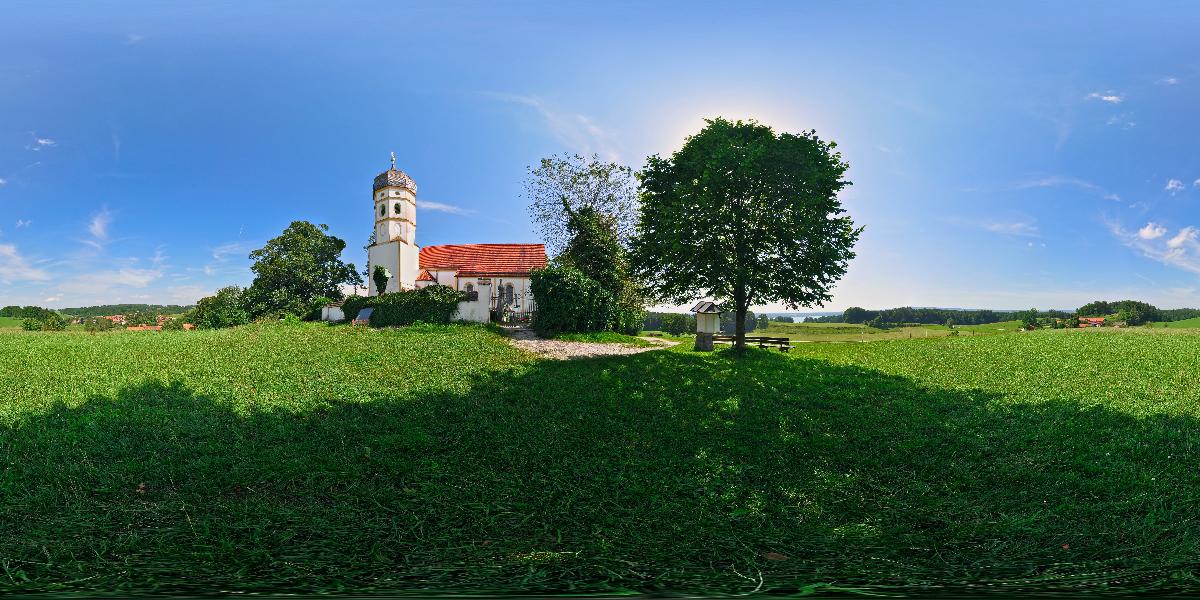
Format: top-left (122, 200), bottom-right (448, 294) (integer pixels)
top-left (394, 202), bottom-right (403, 215)
top-left (380, 204), bottom-right (386, 216)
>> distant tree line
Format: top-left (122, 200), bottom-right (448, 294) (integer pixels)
top-left (0, 306), bottom-right (58, 320)
top-left (59, 304), bottom-right (193, 318)
top-left (641, 309), bottom-right (760, 335)
top-left (809, 307), bottom-right (1022, 326)
top-left (801, 300), bottom-right (1200, 329)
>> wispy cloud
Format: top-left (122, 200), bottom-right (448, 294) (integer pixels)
top-left (0, 243), bottom-right (50, 283)
top-left (982, 220), bottom-right (1040, 237)
top-left (416, 199), bottom-right (473, 216)
top-left (482, 92), bottom-right (621, 161)
top-left (1157, 76), bottom-right (1179, 85)
top-left (1138, 222), bottom-right (1167, 240)
top-left (81, 207), bottom-right (112, 250)
top-left (0, 178), bottom-right (7, 186)
top-left (1015, 175), bottom-right (1120, 201)
top-left (1193, 179), bottom-right (1200, 189)
top-left (1087, 91), bottom-right (1124, 104)
top-left (1109, 219), bottom-right (1200, 276)
top-left (124, 33), bottom-right (145, 45)
top-left (211, 241), bottom-right (247, 262)
top-left (27, 136), bottom-right (56, 151)
top-left (1166, 179), bottom-right (1185, 193)
top-left (15, 219), bottom-right (31, 229)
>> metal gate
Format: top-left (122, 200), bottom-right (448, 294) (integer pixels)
top-left (490, 285), bottom-right (534, 324)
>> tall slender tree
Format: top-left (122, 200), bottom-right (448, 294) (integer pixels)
top-left (632, 118), bottom-right (861, 352)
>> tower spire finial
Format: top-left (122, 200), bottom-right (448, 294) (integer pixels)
top-left (390, 151), bottom-right (396, 170)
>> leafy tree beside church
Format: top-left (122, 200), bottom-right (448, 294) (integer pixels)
top-left (241, 221), bottom-right (361, 318)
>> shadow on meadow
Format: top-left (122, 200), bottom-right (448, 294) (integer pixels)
top-left (3, 348), bottom-right (1200, 595)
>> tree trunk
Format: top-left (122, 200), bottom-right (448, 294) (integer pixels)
top-left (733, 284), bottom-right (747, 353)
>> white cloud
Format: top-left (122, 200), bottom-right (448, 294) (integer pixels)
top-left (1109, 220), bottom-right (1200, 276)
top-left (416, 199), bottom-right (473, 215)
top-left (58, 267), bottom-right (164, 296)
top-left (15, 220), bottom-right (31, 228)
top-left (1158, 77), bottom-right (1179, 85)
top-left (1166, 179), bottom-right (1185, 193)
top-left (0, 243), bottom-right (50, 283)
top-left (44, 294), bottom-right (63, 303)
top-left (981, 221), bottom-right (1040, 238)
top-left (1138, 222), bottom-right (1167, 240)
top-left (0, 178), bottom-right (7, 186)
top-left (211, 242), bottom-right (246, 262)
top-left (83, 208), bottom-right (112, 248)
top-left (1193, 179), bottom-right (1200, 189)
top-left (1087, 91), bottom-right (1124, 104)
top-left (482, 92), bottom-right (621, 161)
top-left (28, 137), bottom-right (56, 151)
top-left (124, 33), bottom-right (145, 45)
top-left (1167, 226), bottom-right (1197, 249)
top-left (1015, 176), bottom-right (1119, 201)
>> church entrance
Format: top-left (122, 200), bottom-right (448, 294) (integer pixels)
top-left (490, 283), bottom-right (534, 324)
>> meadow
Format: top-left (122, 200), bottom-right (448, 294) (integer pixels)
top-left (0, 317), bottom-right (23, 329)
top-left (755, 319), bottom-right (1025, 342)
top-left (4, 324), bottom-right (1200, 594)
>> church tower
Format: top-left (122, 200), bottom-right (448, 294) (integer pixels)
top-left (367, 154), bottom-right (419, 294)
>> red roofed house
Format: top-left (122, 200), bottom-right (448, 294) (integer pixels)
top-left (1078, 317), bottom-right (1105, 328)
top-left (363, 156), bottom-right (547, 322)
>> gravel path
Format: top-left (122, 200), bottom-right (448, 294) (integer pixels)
top-left (504, 328), bottom-right (679, 360)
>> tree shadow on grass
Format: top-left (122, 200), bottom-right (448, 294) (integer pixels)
top-left (3, 349), bottom-right (1200, 595)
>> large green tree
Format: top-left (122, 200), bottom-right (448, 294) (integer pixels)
top-left (243, 221), bottom-right (359, 317)
top-left (631, 118), bottom-right (861, 351)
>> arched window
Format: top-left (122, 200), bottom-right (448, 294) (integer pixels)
top-left (464, 283), bottom-right (474, 293)
top-left (380, 204), bottom-right (386, 217)
top-left (503, 283), bottom-right (515, 306)
top-left (394, 202), bottom-right (403, 215)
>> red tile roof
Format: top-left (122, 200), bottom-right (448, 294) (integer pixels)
top-left (416, 269), bottom-right (436, 282)
top-left (419, 243), bottom-right (546, 277)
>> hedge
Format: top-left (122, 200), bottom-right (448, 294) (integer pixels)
top-left (530, 266), bottom-right (614, 336)
top-left (342, 285), bottom-right (465, 327)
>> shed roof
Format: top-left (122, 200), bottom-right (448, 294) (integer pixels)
top-left (690, 301), bottom-right (723, 314)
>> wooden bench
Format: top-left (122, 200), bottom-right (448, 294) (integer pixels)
top-left (712, 334), bottom-right (792, 352)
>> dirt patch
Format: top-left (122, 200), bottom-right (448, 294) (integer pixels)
top-left (504, 328), bottom-right (679, 360)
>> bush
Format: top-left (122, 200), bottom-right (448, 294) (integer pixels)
top-left (23, 313), bottom-right (67, 331)
top-left (368, 285), bottom-right (464, 327)
top-left (161, 317), bottom-right (184, 331)
top-left (189, 286), bottom-right (251, 330)
top-left (83, 317), bottom-right (117, 333)
top-left (307, 296), bottom-right (334, 321)
top-left (530, 266), bottom-right (614, 336)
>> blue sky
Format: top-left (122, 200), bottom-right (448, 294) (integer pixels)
top-left (1, 2), bottom-right (1199, 311)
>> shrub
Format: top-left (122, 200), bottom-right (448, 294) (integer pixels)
top-left (368, 285), bottom-right (464, 327)
top-left (23, 312), bottom-right (67, 331)
top-left (161, 317), bottom-right (184, 331)
top-left (307, 296), bottom-right (334, 321)
top-left (83, 317), bottom-right (117, 333)
top-left (530, 266), bottom-right (614, 336)
top-left (189, 286), bottom-right (251, 330)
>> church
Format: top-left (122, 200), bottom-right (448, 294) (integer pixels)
top-left (365, 157), bottom-right (546, 322)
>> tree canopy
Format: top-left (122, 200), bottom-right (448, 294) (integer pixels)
top-left (631, 118), bottom-right (860, 350)
top-left (242, 221), bottom-right (359, 317)
top-left (525, 153), bottom-right (638, 256)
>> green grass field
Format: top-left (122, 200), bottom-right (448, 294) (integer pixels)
top-left (1158, 316), bottom-right (1200, 328)
top-left (756, 319), bottom-right (1024, 342)
top-left (0, 317), bottom-right (24, 329)
top-left (4, 324), bottom-right (1200, 594)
